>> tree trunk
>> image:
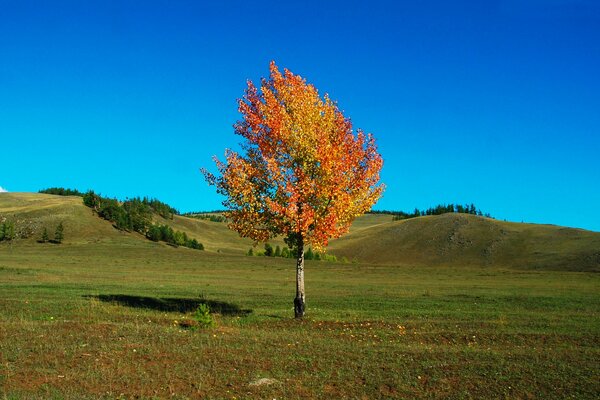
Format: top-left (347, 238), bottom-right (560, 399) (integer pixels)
top-left (294, 237), bottom-right (305, 318)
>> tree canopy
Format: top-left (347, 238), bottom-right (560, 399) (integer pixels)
top-left (203, 61), bottom-right (384, 252)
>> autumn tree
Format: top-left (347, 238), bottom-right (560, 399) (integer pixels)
top-left (203, 62), bottom-right (384, 318)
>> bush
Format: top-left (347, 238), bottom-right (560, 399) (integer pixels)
top-left (186, 238), bottom-right (204, 250)
top-left (54, 222), bottom-right (64, 244)
top-left (146, 225), bottom-right (162, 242)
top-left (264, 243), bottom-right (274, 257)
top-left (305, 247), bottom-right (314, 260)
top-left (40, 227), bottom-right (49, 243)
top-left (193, 303), bottom-right (216, 328)
top-left (5, 221), bottom-right (15, 241)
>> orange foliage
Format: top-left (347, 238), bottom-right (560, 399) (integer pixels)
top-left (203, 61), bottom-right (384, 251)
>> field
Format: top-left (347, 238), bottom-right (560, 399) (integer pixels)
top-left (1, 241), bottom-right (599, 399)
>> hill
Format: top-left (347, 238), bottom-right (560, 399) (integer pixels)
top-left (0, 192), bottom-right (254, 253)
top-left (328, 213), bottom-right (600, 271)
top-left (1, 192), bottom-right (599, 271)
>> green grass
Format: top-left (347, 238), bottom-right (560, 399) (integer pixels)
top-left (1, 242), bottom-right (599, 399)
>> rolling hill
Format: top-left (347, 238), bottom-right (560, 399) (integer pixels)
top-left (328, 213), bottom-right (600, 271)
top-left (1, 192), bottom-right (599, 271)
top-left (0, 192), bottom-right (254, 253)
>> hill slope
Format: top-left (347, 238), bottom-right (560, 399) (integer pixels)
top-left (0, 192), bottom-right (253, 253)
top-left (328, 213), bottom-right (600, 271)
top-left (2, 192), bottom-right (599, 271)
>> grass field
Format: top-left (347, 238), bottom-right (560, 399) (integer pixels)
top-left (1, 241), bottom-right (599, 399)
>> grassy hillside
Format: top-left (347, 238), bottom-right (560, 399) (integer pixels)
top-left (0, 192), bottom-right (254, 253)
top-left (329, 213), bottom-right (600, 271)
top-left (0, 192), bottom-right (134, 245)
top-left (2, 192), bottom-right (599, 271)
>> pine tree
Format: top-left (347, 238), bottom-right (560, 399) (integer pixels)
top-left (305, 247), bottom-right (314, 260)
top-left (41, 227), bottom-right (49, 243)
top-left (264, 243), bottom-right (274, 257)
top-left (54, 222), bottom-right (64, 244)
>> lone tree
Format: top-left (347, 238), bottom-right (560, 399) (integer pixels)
top-left (203, 62), bottom-right (384, 318)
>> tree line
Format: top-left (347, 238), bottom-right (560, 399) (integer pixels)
top-left (39, 187), bottom-right (85, 197)
top-left (183, 213), bottom-right (227, 223)
top-left (40, 187), bottom-right (179, 219)
top-left (182, 211), bottom-right (228, 222)
top-left (368, 203), bottom-right (492, 221)
top-left (248, 243), bottom-right (343, 263)
top-left (81, 190), bottom-right (202, 251)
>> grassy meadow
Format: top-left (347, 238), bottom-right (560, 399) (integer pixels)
top-left (1, 241), bottom-right (599, 399)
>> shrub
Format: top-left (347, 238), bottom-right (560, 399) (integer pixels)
top-left (54, 222), bottom-right (64, 244)
top-left (194, 303), bottom-right (216, 328)
top-left (264, 243), bottom-right (274, 257)
top-left (305, 247), bottom-right (314, 260)
top-left (41, 227), bottom-right (49, 243)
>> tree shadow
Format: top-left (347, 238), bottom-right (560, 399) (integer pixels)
top-left (85, 294), bottom-right (252, 316)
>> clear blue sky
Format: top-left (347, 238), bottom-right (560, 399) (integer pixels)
top-left (1, 0), bottom-right (599, 231)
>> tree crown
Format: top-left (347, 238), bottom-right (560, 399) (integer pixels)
top-left (204, 62), bottom-right (384, 250)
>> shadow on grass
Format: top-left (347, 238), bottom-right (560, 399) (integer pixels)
top-left (85, 294), bottom-right (252, 316)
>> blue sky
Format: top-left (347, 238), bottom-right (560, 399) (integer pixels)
top-left (1, 0), bottom-right (599, 231)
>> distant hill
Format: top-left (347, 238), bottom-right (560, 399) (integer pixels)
top-left (328, 213), bottom-right (600, 271)
top-left (1, 192), bottom-right (599, 271)
top-left (0, 192), bottom-right (254, 253)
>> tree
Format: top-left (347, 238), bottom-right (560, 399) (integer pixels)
top-left (146, 224), bottom-right (162, 242)
top-left (264, 243), bottom-right (274, 257)
top-left (0, 222), bottom-right (15, 241)
top-left (54, 222), bottom-right (64, 244)
top-left (41, 227), bottom-right (49, 243)
top-left (203, 62), bottom-right (384, 318)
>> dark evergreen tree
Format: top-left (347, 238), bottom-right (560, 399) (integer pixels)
top-left (3, 222), bottom-right (15, 241)
top-left (54, 222), bottom-right (64, 244)
top-left (264, 243), bottom-right (274, 257)
top-left (41, 227), bottom-right (49, 243)
top-left (146, 225), bottom-right (162, 242)
top-left (305, 247), bottom-right (314, 260)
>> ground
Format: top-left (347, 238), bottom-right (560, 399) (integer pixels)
top-left (1, 242), bottom-right (598, 399)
